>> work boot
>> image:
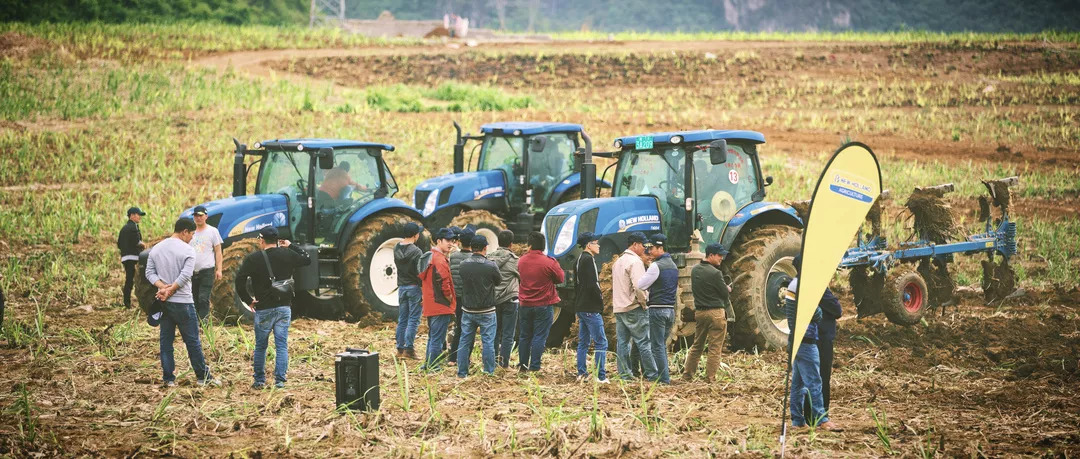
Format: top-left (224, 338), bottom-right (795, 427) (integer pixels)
top-left (819, 421), bottom-right (843, 432)
top-left (404, 349), bottom-right (420, 360)
top-left (396, 349), bottom-right (404, 359)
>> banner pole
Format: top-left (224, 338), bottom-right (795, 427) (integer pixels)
top-left (779, 344), bottom-right (793, 458)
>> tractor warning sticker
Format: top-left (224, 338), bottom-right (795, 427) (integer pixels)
top-left (828, 171), bottom-right (874, 203)
top-left (474, 186), bottom-right (505, 200)
top-left (728, 170), bottom-right (739, 184)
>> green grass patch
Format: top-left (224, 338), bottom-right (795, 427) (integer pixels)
top-left (365, 82), bottom-right (535, 113)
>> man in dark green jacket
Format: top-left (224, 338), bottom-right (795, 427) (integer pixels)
top-left (684, 243), bottom-right (734, 382)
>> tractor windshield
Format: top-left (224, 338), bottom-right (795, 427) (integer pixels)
top-left (479, 135), bottom-right (525, 204)
top-left (613, 146), bottom-right (691, 248)
top-left (692, 143), bottom-right (759, 244)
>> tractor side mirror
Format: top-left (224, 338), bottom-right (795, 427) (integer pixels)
top-left (764, 176), bottom-right (774, 187)
top-left (708, 140), bottom-right (728, 164)
top-left (530, 136), bottom-right (547, 152)
top-left (318, 148), bottom-right (334, 169)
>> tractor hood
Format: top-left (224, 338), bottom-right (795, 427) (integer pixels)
top-left (181, 194), bottom-right (289, 241)
top-left (412, 170), bottom-right (507, 217)
top-left (543, 196), bottom-right (661, 258)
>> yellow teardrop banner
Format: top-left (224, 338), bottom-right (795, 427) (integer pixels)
top-left (790, 142), bottom-right (881, 365)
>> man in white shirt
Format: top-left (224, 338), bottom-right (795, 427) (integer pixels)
top-left (189, 205), bottom-right (223, 322)
top-left (611, 232), bottom-right (658, 381)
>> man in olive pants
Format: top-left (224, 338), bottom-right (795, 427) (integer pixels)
top-left (684, 243), bottom-right (735, 382)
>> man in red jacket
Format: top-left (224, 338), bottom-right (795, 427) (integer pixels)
top-left (517, 231), bottom-right (565, 372)
top-left (418, 228), bottom-right (458, 371)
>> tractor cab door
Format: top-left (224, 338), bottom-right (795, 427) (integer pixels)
top-left (312, 148), bottom-right (388, 246)
top-left (613, 146), bottom-right (691, 250)
top-left (478, 135), bottom-right (526, 210)
top-left (525, 132), bottom-right (577, 212)
top-left (692, 143), bottom-right (760, 244)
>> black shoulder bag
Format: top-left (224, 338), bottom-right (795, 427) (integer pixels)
top-left (261, 250), bottom-right (295, 299)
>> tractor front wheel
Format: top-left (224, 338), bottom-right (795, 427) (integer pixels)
top-left (725, 224), bottom-right (802, 352)
top-left (449, 210), bottom-right (506, 253)
top-left (209, 238), bottom-right (262, 324)
top-left (342, 213), bottom-right (428, 320)
top-left (882, 265), bottom-right (930, 325)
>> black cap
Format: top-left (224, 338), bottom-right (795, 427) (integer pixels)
top-left (459, 228), bottom-right (475, 247)
top-left (705, 243), bottom-right (728, 257)
top-left (627, 231), bottom-right (647, 245)
top-left (403, 222), bottom-right (422, 237)
top-left (434, 228), bottom-right (457, 241)
top-left (649, 234), bottom-right (667, 247)
top-left (193, 205), bottom-right (208, 216)
top-left (127, 206), bottom-right (146, 216)
top-left (578, 232), bottom-right (599, 248)
top-left (470, 235), bottom-right (489, 251)
top-left (259, 226), bottom-right (279, 242)
top-left (146, 310), bottom-right (162, 327)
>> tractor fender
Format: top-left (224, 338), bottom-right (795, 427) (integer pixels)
top-left (337, 198), bottom-right (425, 250)
top-left (180, 194), bottom-right (289, 247)
top-left (412, 170), bottom-right (507, 218)
top-left (719, 202), bottom-right (803, 248)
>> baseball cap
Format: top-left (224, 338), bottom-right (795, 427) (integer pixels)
top-left (146, 310), bottom-right (163, 327)
top-left (627, 231), bottom-right (647, 245)
top-left (259, 226), bottom-right (279, 242)
top-left (705, 243), bottom-right (729, 257)
top-left (127, 206), bottom-right (146, 216)
top-left (434, 228), bottom-right (456, 241)
top-left (578, 232), bottom-right (599, 248)
top-left (459, 228), bottom-right (476, 247)
top-left (469, 235), bottom-right (489, 252)
top-left (649, 234), bottom-right (667, 247)
top-left (403, 222), bottom-right (422, 237)
top-left (193, 205), bottom-right (208, 216)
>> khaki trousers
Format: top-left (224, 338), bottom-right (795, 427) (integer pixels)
top-left (682, 308), bottom-right (727, 382)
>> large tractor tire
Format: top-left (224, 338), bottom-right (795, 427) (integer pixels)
top-left (546, 289), bottom-right (577, 348)
top-left (882, 265), bottom-right (930, 325)
top-left (342, 213), bottom-right (428, 320)
top-left (724, 224), bottom-right (802, 351)
top-left (133, 237), bottom-right (166, 316)
top-left (449, 210), bottom-right (506, 254)
top-left (209, 238), bottom-right (262, 324)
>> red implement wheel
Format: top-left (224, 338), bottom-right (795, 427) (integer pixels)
top-left (882, 265), bottom-right (929, 326)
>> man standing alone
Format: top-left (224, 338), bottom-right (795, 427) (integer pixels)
top-left (117, 206), bottom-right (146, 308)
top-left (145, 218), bottom-right (217, 387)
top-left (457, 236), bottom-right (501, 378)
top-left (612, 232), bottom-right (658, 381)
top-left (684, 243), bottom-right (734, 382)
top-left (574, 232), bottom-right (608, 383)
top-left (488, 229), bottom-right (519, 368)
top-left (394, 222), bottom-right (424, 360)
top-left (635, 234), bottom-right (678, 384)
top-left (189, 205), bottom-right (223, 321)
top-left (234, 227), bottom-right (311, 389)
top-left (517, 231), bottom-right (564, 372)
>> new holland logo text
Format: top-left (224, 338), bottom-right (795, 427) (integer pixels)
top-left (828, 172), bottom-right (874, 203)
top-left (618, 214), bottom-right (660, 230)
top-left (473, 186), bottom-right (505, 199)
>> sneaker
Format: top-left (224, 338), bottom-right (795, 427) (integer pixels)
top-left (274, 382), bottom-right (285, 389)
top-left (396, 349), bottom-right (404, 359)
top-left (576, 374), bottom-right (589, 383)
top-left (197, 377), bottom-right (222, 387)
top-left (251, 382), bottom-right (266, 390)
top-left (595, 377), bottom-right (610, 384)
top-left (818, 421), bottom-right (843, 432)
top-left (404, 349), bottom-right (420, 360)
top-left (164, 380), bottom-right (177, 388)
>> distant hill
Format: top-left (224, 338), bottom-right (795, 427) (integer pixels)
top-left (3, 0), bottom-right (1078, 33)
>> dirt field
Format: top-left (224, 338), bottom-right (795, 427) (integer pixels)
top-left (2, 34), bottom-right (1079, 457)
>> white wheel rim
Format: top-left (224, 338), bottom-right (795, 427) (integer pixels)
top-left (475, 228), bottom-right (499, 254)
top-left (369, 237), bottom-right (403, 307)
top-left (770, 256), bottom-right (797, 334)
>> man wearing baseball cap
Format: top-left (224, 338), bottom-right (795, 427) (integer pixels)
top-left (447, 226), bottom-right (475, 363)
top-left (574, 232), bottom-right (608, 383)
top-left (635, 233), bottom-right (678, 384)
top-left (685, 243), bottom-right (734, 383)
top-left (394, 222), bottom-right (424, 360)
top-left (418, 228), bottom-right (457, 371)
top-left (611, 231), bottom-right (658, 381)
top-left (189, 205), bottom-right (223, 321)
top-left (117, 206), bottom-right (146, 308)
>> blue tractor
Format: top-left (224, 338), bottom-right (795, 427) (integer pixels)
top-left (542, 130), bottom-right (803, 350)
top-left (412, 121), bottom-right (601, 249)
top-left (137, 138), bottom-right (427, 323)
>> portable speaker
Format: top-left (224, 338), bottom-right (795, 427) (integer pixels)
top-left (334, 348), bottom-right (380, 411)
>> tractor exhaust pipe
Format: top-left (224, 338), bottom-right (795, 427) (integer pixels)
top-left (232, 138), bottom-right (247, 197)
top-left (452, 121), bottom-right (465, 174)
top-left (580, 132), bottom-right (596, 199)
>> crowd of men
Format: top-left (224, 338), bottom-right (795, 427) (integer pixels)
top-left (120, 209), bottom-right (842, 430)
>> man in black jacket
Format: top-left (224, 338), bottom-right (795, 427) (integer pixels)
top-left (684, 243), bottom-right (734, 382)
top-left (456, 236), bottom-right (501, 378)
top-left (394, 222), bottom-right (424, 360)
top-left (117, 206), bottom-right (146, 308)
top-left (574, 232), bottom-right (608, 383)
top-left (234, 227), bottom-right (311, 389)
top-left (811, 283), bottom-right (843, 414)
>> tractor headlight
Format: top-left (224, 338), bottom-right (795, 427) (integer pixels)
top-left (614, 139), bottom-right (623, 149)
top-left (423, 188), bottom-right (439, 217)
top-left (670, 135), bottom-right (683, 144)
top-left (253, 142), bottom-right (261, 149)
top-left (297, 143), bottom-right (304, 151)
top-left (552, 215), bottom-right (578, 255)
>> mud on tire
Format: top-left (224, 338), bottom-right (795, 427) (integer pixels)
top-left (448, 209), bottom-right (506, 254)
top-left (209, 238), bottom-right (262, 324)
top-left (724, 224), bottom-right (802, 351)
top-left (342, 213), bottom-right (428, 320)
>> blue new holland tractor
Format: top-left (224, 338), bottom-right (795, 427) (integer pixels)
top-left (412, 121), bottom-right (602, 249)
top-left (138, 138), bottom-right (427, 323)
top-left (542, 129), bottom-right (804, 350)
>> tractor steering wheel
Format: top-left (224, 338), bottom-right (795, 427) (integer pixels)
top-left (658, 180), bottom-right (685, 200)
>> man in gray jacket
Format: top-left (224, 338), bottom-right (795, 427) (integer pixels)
top-left (488, 229), bottom-right (519, 368)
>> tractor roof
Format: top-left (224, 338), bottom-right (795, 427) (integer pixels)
top-left (258, 138), bottom-right (396, 151)
top-left (480, 122), bottom-right (584, 135)
top-left (615, 130), bottom-right (765, 148)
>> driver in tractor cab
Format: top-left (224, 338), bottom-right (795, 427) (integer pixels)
top-left (317, 167), bottom-right (352, 208)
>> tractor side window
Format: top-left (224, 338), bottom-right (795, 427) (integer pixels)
top-left (529, 133), bottom-right (576, 211)
top-left (614, 148), bottom-right (689, 247)
top-left (312, 149), bottom-right (385, 244)
top-left (693, 144), bottom-right (758, 241)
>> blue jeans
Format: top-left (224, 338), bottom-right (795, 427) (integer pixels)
top-left (395, 285), bottom-right (423, 351)
top-left (457, 311), bottom-right (497, 378)
top-left (253, 306), bottom-right (291, 385)
top-left (494, 301), bottom-right (518, 367)
top-left (424, 314), bottom-right (452, 371)
top-left (159, 302), bottom-right (209, 383)
top-left (576, 312), bottom-right (608, 380)
top-left (615, 307), bottom-right (658, 381)
top-left (790, 343), bottom-right (829, 427)
top-left (517, 305), bottom-right (553, 371)
top-left (191, 268), bottom-right (214, 321)
top-left (649, 307), bottom-right (675, 384)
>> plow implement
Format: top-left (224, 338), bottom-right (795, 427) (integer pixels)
top-left (840, 176), bottom-right (1020, 324)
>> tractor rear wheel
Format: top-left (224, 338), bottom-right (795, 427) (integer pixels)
top-left (449, 210), bottom-right (506, 254)
top-left (725, 224), bottom-right (802, 351)
top-left (342, 213), bottom-right (428, 320)
top-left (209, 238), bottom-right (262, 324)
top-left (133, 237), bottom-right (166, 315)
top-left (882, 265), bottom-right (930, 325)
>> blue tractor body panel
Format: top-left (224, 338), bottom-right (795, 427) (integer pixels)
top-left (544, 196), bottom-right (661, 258)
top-left (182, 195), bottom-right (289, 244)
top-left (258, 138), bottom-right (395, 151)
top-left (412, 170), bottom-right (507, 217)
top-left (614, 130), bottom-right (766, 148)
top-left (480, 122), bottom-right (583, 135)
top-left (719, 202), bottom-right (804, 248)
